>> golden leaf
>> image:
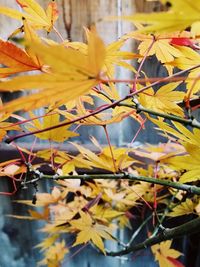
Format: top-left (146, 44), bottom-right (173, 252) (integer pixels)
top-left (139, 82), bottom-right (184, 116)
top-left (27, 111), bottom-right (78, 142)
top-left (168, 199), bottom-right (196, 217)
top-left (151, 240), bottom-right (183, 267)
top-left (70, 211), bottom-right (114, 253)
top-left (0, 0), bottom-right (58, 32)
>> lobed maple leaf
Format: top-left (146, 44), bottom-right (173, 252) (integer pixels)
top-left (151, 240), bottom-right (184, 267)
top-left (16, 187), bottom-right (63, 207)
top-left (90, 205), bottom-right (124, 223)
top-left (164, 149), bottom-right (200, 183)
top-left (91, 84), bottom-right (144, 125)
top-left (0, 0), bottom-right (58, 33)
top-left (0, 159), bottom-right (25, 177)
top-left (36, 148), bottom-right (92, 174)
top-left (22, 18), bottom-right (43, 67)
top-left (103, 38), bottom-right (139, 77)
top-left (27, 111), bottom-right (78, 142)
top-left (153, 120), bottom-right (200, 147)
top-left (36, 234), bottom-right (59, 251)
top-left (125, 31), bottom-right (184, 74)
top-left (139, 82), bottom-right (185, 116)
top-left (168, 199), bottom-right (196, 217)
top-left (70, 211), bottom-right (114, 253)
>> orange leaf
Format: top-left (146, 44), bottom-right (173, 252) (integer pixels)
top-left (167, 257), bottom-right (185, 267)
top-left (0, 39), bottom-right (41, 77)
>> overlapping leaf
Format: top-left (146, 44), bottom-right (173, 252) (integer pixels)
top-left (0, 29), bottom-right (106, 113)
top-left (66, 35), bottom-right (139, 77)
top-left (125, 32), bottom-right (184, 65)
top-left (72, 141), bottom-right (139, 172)
top-left (36, 148), bottom-right (92, 174)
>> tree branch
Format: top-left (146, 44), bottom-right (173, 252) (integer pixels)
top-left (26, 172), bottom-right (200, 195)
top-left (106, 216), bottom-right (200, 256)
top-left (5, 63), bottom-right (200, 143)
top-left (121, 102), bottom-right (200, 129)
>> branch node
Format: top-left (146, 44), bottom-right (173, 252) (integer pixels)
top-left (53, 173), bottom-right (59, 180)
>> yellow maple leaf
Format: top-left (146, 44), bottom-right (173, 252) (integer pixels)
top-left (169, 199), bottom-right (196, 217)
top-left (0, 158), bottom-right (26, 177)
top-left (165, 152), bottom-right (200, 183)
top-left (123, 0), bottom-right (200, 36)
top-left (153, 120), bottom-right (200, 146)
top-left (91, 205), bottom-right (124, 222)
top-left (103, 38), bottom-right (139, 77)
top-left (27, 111), bottom-right (78, 142)
top-left (128, 32), bottom-right (183, 61)
top-left (0, 0), bottom-right (58, 33)
top-left (16, 187), bottom-right (63, 207)
top-left (153, 120), bottom-right (200, 183)
top-left (169, 46), bottom-right (200, 96)
top-left (62, 97), bottom-right (141, 127)
top-left (8, 207), bottom-right (50, 221)
top-left (70, 211), bottom-right (114, 253)
top-left (151, 240), bottom-right (183, 267)
top-left (139, 82), bottom-right (185, 116)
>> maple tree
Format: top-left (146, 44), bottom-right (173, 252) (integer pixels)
top-left (0, 0), bottom-right (200, 266)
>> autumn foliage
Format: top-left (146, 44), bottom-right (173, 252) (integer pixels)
top-left (0, 0), bottom-right (200, 266)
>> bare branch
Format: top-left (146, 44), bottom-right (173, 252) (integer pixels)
top-left (27, 172), bottom-right (200, 195)
top-left (106, 216), bottom-right (200, 256)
